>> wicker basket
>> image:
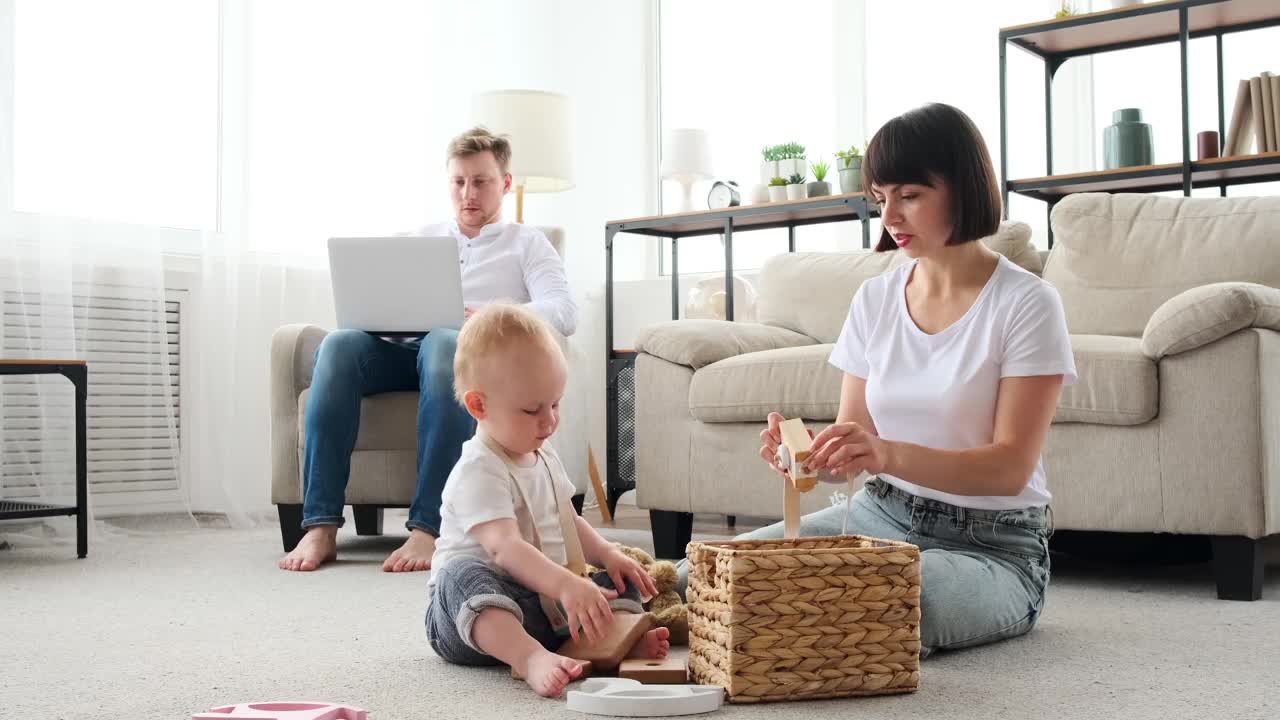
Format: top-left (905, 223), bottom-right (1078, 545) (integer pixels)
top-left (687, 535), bottom-right (922, 703)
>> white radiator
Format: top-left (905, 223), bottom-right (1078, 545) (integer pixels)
top-left (1, 286), bottom-right (184, 511)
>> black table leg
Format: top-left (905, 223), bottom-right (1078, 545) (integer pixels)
top-left (66, 364), bottom-right (89, 559)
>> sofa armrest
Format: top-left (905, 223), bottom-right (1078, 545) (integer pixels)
top-left (1141, 283), bottom-right (1280, 360)
top-left (634, 320), bottom-right (816, 370)
top-left (270, 324), bottom-right (330, 503)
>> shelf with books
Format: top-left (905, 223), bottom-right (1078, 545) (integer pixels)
top-left (997, 0), bottom-right (1280, 246)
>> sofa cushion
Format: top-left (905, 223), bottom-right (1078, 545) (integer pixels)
top-left (1141, 282), bottom-right (1280, 359)
top-left (757, 221), bottom-right (1040, 343)
top-left (634, 320), bottom-right (815, 370)
top-left (1056, 335), bottom-right (1157, 426)
top-left (1045, 193), bottom-right (1280, 337)
top-left (688, 344), bottom-right (843, 423)
top-left (685, 334), bottom-right (1156, 427)
top-left (298, 389), bottom-right (420, 450)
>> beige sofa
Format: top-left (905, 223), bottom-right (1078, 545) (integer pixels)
top-left (269, 228), bottom-right (590, 552)
top-left (632, 193), bottom-right (1280, 600)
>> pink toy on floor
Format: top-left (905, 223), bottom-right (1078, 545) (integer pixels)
top-left (192, 701), bottom-right (367, 720)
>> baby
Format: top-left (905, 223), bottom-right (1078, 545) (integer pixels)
top-left (425, 303), bottom-right (670, 697)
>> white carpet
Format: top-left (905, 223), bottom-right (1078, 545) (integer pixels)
top-left (2, 517), bottom-right (1277, 720)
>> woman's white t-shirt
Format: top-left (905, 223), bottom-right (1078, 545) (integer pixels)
top-left (829, 254), bottom-right (1077, 510)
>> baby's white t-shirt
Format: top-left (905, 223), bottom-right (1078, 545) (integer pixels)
top-left (829, 254), bottom-right (1077, 510)
top-left (428, 436), bottom-right (578, 590)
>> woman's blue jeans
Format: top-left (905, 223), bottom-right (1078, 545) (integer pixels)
top-left (301, 328), bottom-right (475, 535)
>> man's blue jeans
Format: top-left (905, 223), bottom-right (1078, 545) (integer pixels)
top-left (301, 328), bottom-right (475, 535)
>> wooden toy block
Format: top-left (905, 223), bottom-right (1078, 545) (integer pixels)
top-left (777, 417), bottom-right (817, 539)
top-left (778, 418), bottom-right (818, 491)
top-left (558, 612), bottom-right (656, 671)
top-left (618, 657), bottom-right (689, 684)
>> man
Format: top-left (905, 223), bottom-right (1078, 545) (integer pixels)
top-left (280, 126), bottom-right (577, 572)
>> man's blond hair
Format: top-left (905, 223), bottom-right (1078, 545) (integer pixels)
top-left (454, 303), bottom-right (564, 405)
top-left (446, 126), bottom-right (512, 175)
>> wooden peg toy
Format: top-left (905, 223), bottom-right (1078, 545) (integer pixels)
top-left (618, 656), bottom-right (689, 684)
top-left (558, 611), bottom-right (657, 671)
top-left (776, 417), bottom-right (818, 539)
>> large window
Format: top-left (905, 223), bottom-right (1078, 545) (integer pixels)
top-left (13, 0), bottom-right (218, 230)
top-left (658, 0), bottom-right (865, 275)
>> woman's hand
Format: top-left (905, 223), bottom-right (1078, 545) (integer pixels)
top-left (759, 412), bottom-right (816, 479)
top-left (601, 547), bottom-right (659, 600)
top-left (806, 422), bottom-right (891, 477)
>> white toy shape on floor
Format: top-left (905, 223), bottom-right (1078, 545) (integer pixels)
top-left (567, 678), bottom-right (723, 717)
top-left (192, 701), bottom-right (367, 720)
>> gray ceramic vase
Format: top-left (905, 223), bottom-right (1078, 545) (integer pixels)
top-left (1103, 108), bottom-right (1154, 169)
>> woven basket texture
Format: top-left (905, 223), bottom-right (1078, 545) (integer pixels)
top-left (687, 535), bottom-right (922, 703)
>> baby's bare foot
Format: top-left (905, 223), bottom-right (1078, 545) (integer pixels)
top-left (278, 526), bottom-right (337, 572)
top-left (626, 626), bottom-right (671, 660)
top-left (382, 529), bottom-right (435, 572)
top-left (519, 650), bottom-right (586, 698)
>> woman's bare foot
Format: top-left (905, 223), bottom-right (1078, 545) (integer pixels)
top-left (626, 626), bottom-right (671, 660)
top-left (278, 526), bottom-right (337, 571)
top-left (382, 528), bottom-right (435, 572)
top-left (517, 650), bottom-right (587, 698)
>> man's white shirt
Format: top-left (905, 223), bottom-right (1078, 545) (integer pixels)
top-left (415, 221), bottom-right (578, 337)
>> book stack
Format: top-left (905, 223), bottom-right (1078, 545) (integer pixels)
top-left (1224, 72), bottom-right (1280, 157)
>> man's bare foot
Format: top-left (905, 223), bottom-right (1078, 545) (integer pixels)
top-left (278, 526), bottom-right (337, 571)
top-left (626, 626), bottom-right (671, 660)
top-left (382, 528), bottom-right (435, 572)
top-left (517, 650), bottom-right (587, 698)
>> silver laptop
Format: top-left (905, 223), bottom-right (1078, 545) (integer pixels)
top-left (327, 236), bottom-right (465, 334)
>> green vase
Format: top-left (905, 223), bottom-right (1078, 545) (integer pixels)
top-left (1103, 108), bottom-right (1154, 169)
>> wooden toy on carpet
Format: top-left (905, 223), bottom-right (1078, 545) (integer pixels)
top-left (558, 611), bottom-right (657, 671)
top-left (192, 701), bottom-right (366, 719)
top-left (618, 656), bottom-right (689, 684)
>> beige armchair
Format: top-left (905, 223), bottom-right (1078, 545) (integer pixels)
top-left (269, 228), bottom-right (592, 551)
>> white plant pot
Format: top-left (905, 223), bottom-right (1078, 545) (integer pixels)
top-left (1110, 0), bottom-right (1143, 7)
top-left (776, 159), bottom-right (795, 178)
top-left (759, 160), bottom-right (779, 184)
top-left (768, 185), bottom-right (788, 202)
top-left (785, 184), bottom-right (807, 201)
top-left (749, 184), bottom-right (771, 204)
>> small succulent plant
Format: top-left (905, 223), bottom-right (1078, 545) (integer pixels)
top-left (787, 173), bottom-right (806, 185)
top-left (768, 176), bottom-right (788, 187)
top-left (811, 159), bottom-right (830, 182)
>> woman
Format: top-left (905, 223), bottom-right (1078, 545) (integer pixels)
top-left (687, 103), bottom-right (1076, 656)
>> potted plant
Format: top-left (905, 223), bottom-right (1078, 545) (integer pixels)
top-left (835, 144), bottom-right (863, 193)
top-left (807, 159), bottom-right (832, 197)
top-left (777, 142), bottom-right (807, 179)
top-left (760, 145), bottom-right (781, 185)
top-left (767, 176), bottom-right (788, 202)
top-left (785, 172), bottom-right (807, 201)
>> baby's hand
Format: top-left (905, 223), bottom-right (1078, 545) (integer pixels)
top-left (603, 548), bottom-right (659, 600)
top-left (559, 576), bottom-right (616, 645)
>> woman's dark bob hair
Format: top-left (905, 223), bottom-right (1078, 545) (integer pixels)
top-left (863, 103), bottom-right (1002, 252)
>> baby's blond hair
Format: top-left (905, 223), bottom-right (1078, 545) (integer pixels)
top-left (453, 303), bottom-right (565, 405)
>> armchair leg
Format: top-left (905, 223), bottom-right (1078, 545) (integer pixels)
top-left (650, 510), bottom-right (693, 560)
top-left (353, 505), bottom-right (384, 536)
top-left (277, 504), bottom-right (304, 553)
top-left (1211, 535), bottom-right (1265, 601)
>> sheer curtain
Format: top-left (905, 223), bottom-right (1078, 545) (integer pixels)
top-left (1, 0), bottom-right (658, 542)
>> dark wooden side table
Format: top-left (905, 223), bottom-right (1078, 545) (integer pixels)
top-left (0, 359), bottom-right (89, 558)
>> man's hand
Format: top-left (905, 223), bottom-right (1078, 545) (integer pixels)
top-left (558, 576), bottom-right (616, 645)
top-left (806, 422), bottom-right (891, 477)
top-left (601, 547), bottom-right (659, 600)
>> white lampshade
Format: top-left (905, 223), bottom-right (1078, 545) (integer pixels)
top-left (660, 128), bottom-right (713, 181)
top-left (471, 89), bottom-right (574, 193)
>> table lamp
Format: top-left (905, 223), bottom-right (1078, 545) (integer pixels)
top-left (471, 89), bottom-right (574, 223)
top-left (660, 128), bottom-right (713, 213)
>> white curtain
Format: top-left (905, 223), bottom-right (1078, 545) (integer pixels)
top-left (1, 0), bottom-right (658, 545)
